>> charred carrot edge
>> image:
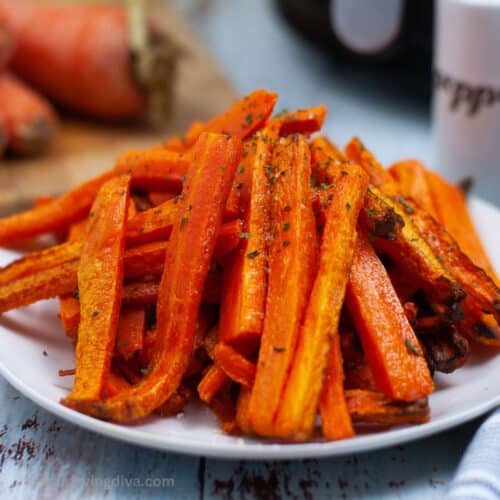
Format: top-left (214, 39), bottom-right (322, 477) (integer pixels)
top-left (344, 361), bottom-right (379, 392)
top-left (278, 106), bottom-right (327, 136)
top-left (164, 90), bottom-right (278, 151)
top-left (219, 127), bottom-right (277, 346)
top-left (148, 191), bottom-right (177, 206)
top-left (346, 232), bottom-right (434, 402)
top-left (102, 371), bottom-right (132, 399)
top-left (310, 136), bottom-right (347, 186)
top-left (320, 334), bottom-right (355, 440)
top-left (116, 306), bottom-right (146, 360)
top-left (85, 133), bottom-right (242, 422)
top-left (197, 364), bottom-right (229, 403)
top-left (274, 165), bottom-right (368, 440)
top-left (213, 343), bottom-right (256, 388)
top-left (114, 149), bottom-right (190, 192)
top-left (248, 135), bottom-right (318, 437)
top-left (62, 175), bottom-right (130, 406)
top-left (425, 169), bottom-right (498, 283)
top-left (345, 390), bottom-right (430, 427)
top-left (389, 159), bottom-right (438, 218)
top-left (155, 386), bottom-right (193, 417)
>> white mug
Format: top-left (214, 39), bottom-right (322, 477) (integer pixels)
top-left (433, 0), bottom-right (500, 206)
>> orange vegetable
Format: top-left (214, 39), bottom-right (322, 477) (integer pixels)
top-left (345, 390), bottom-right (430, 427)
top-left (62, 175), bottom-right (129, 407)
top-left (389, 159), bottom-right (438, 218)
top-left (346, 232), bottom-right (434, 402)
top-left (116, 306), bottom-right (145, 360)
top-left (425, 169), bottom-right (498, 282)
top-left (0, 13), bottom-right (12, 71)
top-left (278, 106), bottom-right (327, 136)
top-left (274, 165), bottom-right (368, 440)
top-left (86, 132), bottom-right (242, 422)
top-left (249, 135), bottom-right (318, 437)
top-left (102, 370), bottom-right (132, 399)
top-left (164, 89), bottom-right (278, 150)
top-left (155, 386), bottom-right (193, 417)
top-left (320, 334), bottom-right (355, 440)
top-left (0, 1), bottom-right (175, 122)
top-left (0, 73), bottom-right (58, 155)
top-left (235, 386), bottom-right (253, 434)
top-left (197, 364), bottom-right (229, 404)
top-left (219, 128), bottom-right (276, 347)
top-left (213, 343), bottom-right (256, 388)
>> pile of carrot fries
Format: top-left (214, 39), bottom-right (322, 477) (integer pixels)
top-left (0, 89), bottom-right (498, 442)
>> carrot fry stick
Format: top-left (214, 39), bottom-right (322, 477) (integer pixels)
top-left (85, 132), bottom-right (241, 422)
top-left (346, 232), bottom-right (434, 402)
top-left (235, 386), bottom-right (253, 434)
top-left (389, 159), bottom-right (438, 218)
top-left (345, 390), bottom-right (430, 427)
top-left (102, 370), bottom-right (132, 399)
top-left (278, 106), bottom-right (327, 136)
top-left (164, 89), bottom-right (278, 150)
top-left (116, 306), bottom-right (146, 360)
top-left (213, 343), bottom-right (256, 388)
top-left (320, 334), bottom-right (355, 440)
top-left (155, 385), bottom-right (192, 417)
top-left (213, 219), bottom-right (242, 260)
top-left (219, 128), bottom-right (277, 346)
top-left (114, 149), bottom-right (190, 192)
top-left (197, 364), bottom-right (229, 403)
top-left (425, 169), bottom-right (498, 282)
top-left (59, 292), bottom-right (80, 338)
top-left (62, 175), bottom-right (129, 407)
top-left (249, 135), bottom-right (318, 437)
top-left (274, 165), bottom-right (368, 440)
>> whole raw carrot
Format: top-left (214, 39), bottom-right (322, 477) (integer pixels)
top-left (0, 73), bottom-right (58, 155)
top-left (0, 1), bottom-right (177, 122)
top-left (62, 175), bottom-right (130, 407)
top-left (86, 133), bottom-right (242, 422)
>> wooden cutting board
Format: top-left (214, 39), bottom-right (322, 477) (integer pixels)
top-left (0, 0), bottom-right (235, 215)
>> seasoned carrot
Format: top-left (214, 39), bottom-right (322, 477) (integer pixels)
top-left (235, 387), bottom-right (253, 434)
top-left (62, 175), bottom-right (129, 407)
top-left (213, 343), bottom-right (256, 388)
top-left (148, 191), bottom-right (177, 206)
top-left (116, 306), bottom-right (145, 360)
top-left (163, 90), bottom-right (278, 150)
top-left (85, 133), bottom-right (242, 422)
top-left (219, 128), bottom-right (277, 346)
top-left (274, 165), bottom-right (368, 440)
top-left (249, 135), bottom-right (318, 437)
top-left (0, 73), bottom-right (58, 155)
top-left (0, 1), bottom-right (176, 122)
top-left (197, 364), bottom-right (229, 404)
top-left (102, 370), bottom-right (132, 399)
top-left (320, 334), bottom-right (355, 440)
top-left (155, 385), bottom-right (193, 417)
top-left (344, 361), bottom-right (379, 392)
top-left (0, 13), bottom-right (12, 71)
top-left (345, 390), bottom-right (430, 427)
top-left (346, 233), bottom-right (434, 402)
top-left (425, 169), bottom-right (498, 282)
top-left (114, 150), bottom-right (190, 193)
top-left (278, 106), bottom-right (327, 136)
top-left (389, 159), bottom-right (438, 218)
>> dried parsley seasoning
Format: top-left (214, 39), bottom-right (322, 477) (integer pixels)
top-left (282, 222), bottom-right (290, 231)
top-left (247, 250), bottom-right (260, 259)
top-left (273, 346), bottom-right (285, 353)
top-left (237, 165), bottom-right (245, 174)
top-left (240, 232), bottom-right (250, 239)
top-left (397, 195), bottom-right (415, 214)
top-left (405, 338), bottom-right (422, 356)
top-left (180, 216), bottom-right (189, 228)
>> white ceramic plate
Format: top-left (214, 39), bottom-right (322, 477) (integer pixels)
top-left (0, 196), bottom-right (499, 460)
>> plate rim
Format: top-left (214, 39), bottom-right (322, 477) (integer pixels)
top-left (1, 194), bottom-right (499, 460)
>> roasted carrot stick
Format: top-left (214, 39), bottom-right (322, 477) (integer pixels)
top-left (84, 132), bottom-right (241, 422)
top-left (425, 169), bottom-right (498, 282)
top-left (278, 106), bottom-right (327, 136)
top-left (320, 334), bottom-right (355, 440)
top-left (219, 128), bottom-right (276, 346)
top-left (116, 306), bottom-right (146, 360)
top-left (62, 175), bottom-right (129, 407)
top-left (0, 13), bottom-right (12, 72)
top-left (197, 364), bottom-right (229, 404)
top-left (164, 89), bottom-right (278, 150)
top-left (274, 165), bottom-right (368, 440)
top-left (213, 343), bottom-right (256, 388)
top-left (345, 390), bottom-right (430, 427)
top-left (102, 370), bottom-right (132, 399)
top-left (346, 232), bottom-right (434, 402)
top-left (249, 135), bottom-right (318, 437)
top-left (235, 386), bottom-right (253, 434)
top-left (0, 1), bottom-right (176, 122)
top-left (155, 385), bottom-right (193, 417)
top-left (0, 73), bottom-right (58, 155)
top-left (389, 159), bottom-right (438, 218)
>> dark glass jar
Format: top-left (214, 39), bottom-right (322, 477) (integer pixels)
top-left (275, 0), bottom-right (434, 65)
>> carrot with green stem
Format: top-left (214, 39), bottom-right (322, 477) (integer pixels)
top-left (248, 135), bottom-right (318, 437)
top-left (75, 132), bottom-right (242, 422)
top-left (62, 175), bottom-right (130, 407)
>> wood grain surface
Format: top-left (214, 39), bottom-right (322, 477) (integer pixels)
top-left (0, 0), bottom-right (235, 215)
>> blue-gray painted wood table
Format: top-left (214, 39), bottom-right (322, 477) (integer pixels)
top-left (0, 0), bottom-right (489, 498)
